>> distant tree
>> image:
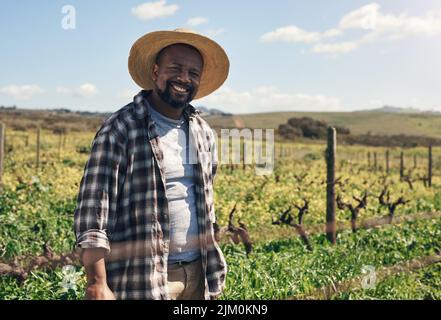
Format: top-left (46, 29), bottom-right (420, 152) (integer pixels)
top-left (278, 123), bottom-right (302, 139)
top-left (278, 117), bottom-right (350, 140)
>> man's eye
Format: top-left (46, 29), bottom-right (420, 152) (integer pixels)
top-left (190, 72), bottom-right (200, 77)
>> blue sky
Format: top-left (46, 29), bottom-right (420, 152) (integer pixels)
top-left (1, 0), bottom-right (441, 114)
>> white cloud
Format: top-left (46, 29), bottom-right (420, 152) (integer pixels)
top-left (56, 83), bottom-right (98, 98)
top-left (194, 86), bottom-right (342, 113)
top-left (310, 31), bottom-right (379, 54)
top-left (261, 26), bottom-right (322, 43)
top-left (339, 3), bottom-right (381, 31)
top-left (262, 3), bottom-right (441, 55)
top-left (0, 84), bottom-right (44, 100)
top-left (339, 3), bottom-right (441, 37)
top-left (186, 17), bottom-right (208, 26)
top-left (131, 0), bottom-right (178, 21)
top-left (78, 83), bottom-right (97, 97)
top-left (322, 28), bottom-right (344, 38)
top-left (260, 25), bottom-right (343, 44)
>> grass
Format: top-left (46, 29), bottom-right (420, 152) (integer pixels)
top-left (333, 263), bottom-right (441, 300)
top-left (1, 127), bottom-right (441, 300)
top-left (1, 217), bottom-right (440, 300)
top-left (220, 217), bottom-right (441, 299)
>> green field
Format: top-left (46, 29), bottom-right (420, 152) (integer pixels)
top-left (0, 126), bottom-right (440, 300)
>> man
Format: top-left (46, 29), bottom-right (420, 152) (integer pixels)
top-left (74, 29), bottom-right (229, 300)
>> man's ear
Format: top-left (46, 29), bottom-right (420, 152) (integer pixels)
top-left (152, 64), bottom-right (159, 81)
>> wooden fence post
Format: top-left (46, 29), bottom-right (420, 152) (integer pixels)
top-left (242, 140), bottom-right (247, 170)
top-left (58, 133), bottom-right (63, 161)
top-left (374, 152), bottom-right (377, 171)
top-left (36, 127), bottom-right (41, 172)
top-left (400, 151), bottom-right (404, 180)
top-left (326, 127), bottom-right (337, 244)
top-left (428, 146), bottom-right (432, 188)
top-left (367, 152), bottom-right (371, 168)
top-left (413, 154), bottom-right (417, 169)
top-left (386, 150), bottom-right (390, 175)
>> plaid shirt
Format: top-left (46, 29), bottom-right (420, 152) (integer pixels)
top-left (73, 90), bottom-right (227, 300)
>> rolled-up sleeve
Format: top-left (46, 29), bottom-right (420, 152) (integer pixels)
top-left (74, 130), bottom-right (125, 255)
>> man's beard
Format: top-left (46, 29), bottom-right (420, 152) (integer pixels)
top-left (156, 80), bottom-right (195, 109)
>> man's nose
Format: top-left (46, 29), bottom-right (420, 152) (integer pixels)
top-left (176, 70), bottom-right (191, 83)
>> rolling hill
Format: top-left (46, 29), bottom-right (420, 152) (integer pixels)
top-left (2, 106), bottom-right (441, 139)
top-left (204, 111), bottom-right (441, 139)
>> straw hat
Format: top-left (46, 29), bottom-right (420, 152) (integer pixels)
top-left (128, 28), bottom-right (229, 100)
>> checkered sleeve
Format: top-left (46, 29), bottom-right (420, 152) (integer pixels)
top-left (74, 130), bottom-right (126, 255)
top-left (210, 128), bottom-right (218, 182)
top-left (206, 127), bottom-right (227, 299)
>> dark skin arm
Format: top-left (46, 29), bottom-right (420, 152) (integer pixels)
top-left (81, 248), bottom-right (116, 300)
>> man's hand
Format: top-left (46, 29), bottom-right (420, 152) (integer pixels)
top-left (85, 283), bottom-right (116, 300)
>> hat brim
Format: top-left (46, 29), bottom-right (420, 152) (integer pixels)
top-left (128, 30), bottom-right (229, 100)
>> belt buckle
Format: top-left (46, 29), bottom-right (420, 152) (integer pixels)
top-left (172, 257), bottom-right (199, 266)
top-left (177, 258), bottom-right (196, 266)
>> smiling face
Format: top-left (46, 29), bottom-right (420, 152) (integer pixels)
top-left (152, 43), bottom-right (203, 109)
